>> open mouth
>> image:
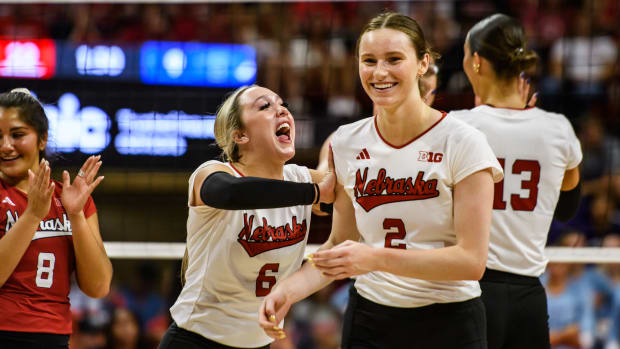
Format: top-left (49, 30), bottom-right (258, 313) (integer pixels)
top-left (372, 82), bottom-right (397, 90)
top-left (275, 122), bottom-right (291, 142)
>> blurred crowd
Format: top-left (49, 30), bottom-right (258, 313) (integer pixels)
top-left (1, 1), bottom-right (618, 348)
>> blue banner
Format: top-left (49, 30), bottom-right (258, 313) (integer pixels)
top-left (139, 41), bottom-right (256, 87)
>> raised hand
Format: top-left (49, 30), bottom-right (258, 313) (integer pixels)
top-left (61, 155), bottom-right (104, 215)
top-left (25, 159), bottom-right (54, 220)
top-left (259, 288), bottom-right (291, 340)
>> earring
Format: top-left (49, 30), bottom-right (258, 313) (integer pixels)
top-left (473, 63), bottom-right (480, 73)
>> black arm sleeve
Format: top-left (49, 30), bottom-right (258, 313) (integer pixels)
top-left (200, 171), bottom-right (317, 209)
top-left (553, 182), bottom-right (581, 222)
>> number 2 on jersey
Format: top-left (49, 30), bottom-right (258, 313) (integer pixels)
top-left (384, 218), bottom-right (406, 249)
top-left (256, 263), bottom-right (279, 297)
top-left (494, 158), bottom-right (541, 211)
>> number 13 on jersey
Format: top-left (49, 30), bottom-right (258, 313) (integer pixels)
top-left (494, 158), bottom-right (541, 211)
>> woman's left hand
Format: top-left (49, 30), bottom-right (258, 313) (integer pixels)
top-left (61, 155), bottom-right (104, 215)
top-left (311, 240), bottom-right (376, 279)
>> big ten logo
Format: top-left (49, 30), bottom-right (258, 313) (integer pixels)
top-left (418, 151), bottom-right (443, 163)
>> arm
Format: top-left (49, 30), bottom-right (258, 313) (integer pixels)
top-left (0, 160), bottom-right (54, 287)
top-left (61, 156), bottom-right (111, 298)
top-left (72, 212), bottom-right (112, 298)
top-left (258, 182), bottom-right (359, 338)
top-left (554, 167), bottom-right (581, 222)
top-left (194, 164), bottom-right (334, 210)
top-left (313, 168), bottom-right (494, 281)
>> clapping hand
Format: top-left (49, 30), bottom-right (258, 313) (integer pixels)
top-left (60, 155), bottom-right (104, 215)
top-left (25, 159), bottom-right (54, 220)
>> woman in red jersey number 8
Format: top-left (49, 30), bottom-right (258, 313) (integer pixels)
top-left (0, 88), bottom-right (112, 349)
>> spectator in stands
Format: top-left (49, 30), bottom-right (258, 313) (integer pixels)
top-left (544, 231), bottom-right (596, 349)
top-left (105, 307), bottom-right (143, 349)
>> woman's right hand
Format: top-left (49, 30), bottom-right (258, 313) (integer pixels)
top-left (25, 159), bottom-right (54, 220)
top-left (259, 287), bottom-right (292, 340)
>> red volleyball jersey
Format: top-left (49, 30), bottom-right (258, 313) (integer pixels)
top-left (0, 179), bottom-right (96, 334)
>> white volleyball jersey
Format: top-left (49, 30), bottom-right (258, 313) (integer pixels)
top-left (453, 105), bottom-right (582, 277)
top-left (331, 114), bottom-right (503, 308)
top-left (170, 160), bottom-right (313, 348)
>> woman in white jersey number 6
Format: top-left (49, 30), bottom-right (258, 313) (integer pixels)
top-left (259, 12), bottom-right (503, 349)
top-left (454, 14), bottom-right (582, 349)
top-left (158, 85), bottom-right (335, 349)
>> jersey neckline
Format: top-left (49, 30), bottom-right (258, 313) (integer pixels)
top-left (483, 103), bottom-right (535, 111)
top-left (373, 111), bottom-right (447, 149)
top-left (228, 163), bottom-right (245, 177)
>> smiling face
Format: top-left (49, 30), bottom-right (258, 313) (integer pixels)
top-left (0, 107), bottom-right (46, 186)
top-left (358, 28), bottom-right (428, 109)
top-left (236, 86), bottom-right (295, 162)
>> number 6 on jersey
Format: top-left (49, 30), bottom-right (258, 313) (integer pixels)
top-left (256, 263), bottom-right (279, 297)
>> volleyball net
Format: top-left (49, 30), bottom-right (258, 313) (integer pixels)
top-left (103, 242), bottom-right (620, 264)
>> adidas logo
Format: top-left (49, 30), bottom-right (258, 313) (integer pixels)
top-left (356, 148), bottom-right (371, 160)
top-left (1, 196), bottom-right (15, 206)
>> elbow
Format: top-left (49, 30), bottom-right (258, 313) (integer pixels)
top-left (467, 254), bottom-right (487, 281)
top-left (82, 281), bottom-right (111, 299)
top-left (78, 268), bottom-right (113, 298)
top-left (471, 263), bottom-right (486, 280)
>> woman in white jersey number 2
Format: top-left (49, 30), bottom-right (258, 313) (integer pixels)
top-left (260, 12), bottom-right (503, 349)
top-left (158, 85), bottom-right (335, 349)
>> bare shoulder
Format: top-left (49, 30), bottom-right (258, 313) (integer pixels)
top-left (193, 163), bottom-right (234, 188)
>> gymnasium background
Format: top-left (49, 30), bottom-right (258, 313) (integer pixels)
top-left (0, 1), bottom-right (618, 348)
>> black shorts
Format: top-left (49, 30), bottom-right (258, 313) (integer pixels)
top-left (480, 268), bottom-right (550, 349)
top-left (0, 330), bottom-right (69, 349)
top-left (158, 322), bottom-right (270, 349)
top-left (342, 285), bottom-right (487, 349)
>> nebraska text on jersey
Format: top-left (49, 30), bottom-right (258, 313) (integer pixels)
top-left (6, 210), bottom-right (72, 238)
top-left (237, 213), bottom-right (307, 257)
top-left (354, 167), bottom-right (439, 212)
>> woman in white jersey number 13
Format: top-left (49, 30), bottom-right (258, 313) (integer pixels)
top-left (260, 12), bottom-right (503, 349)
top-left (454, 14), bottom-right (583, 349)
top-left (157, 85), bottom-right (335, 349)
